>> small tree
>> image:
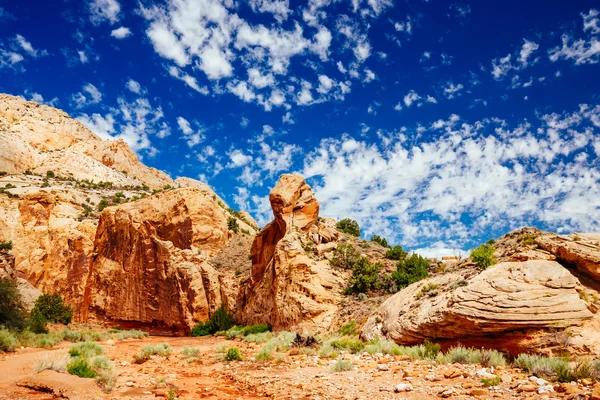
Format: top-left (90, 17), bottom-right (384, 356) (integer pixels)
top-left (227, 217), bottom-right (239, 233)
top-left (98, 199), bottom-right (109, 211)
top-left (385, 245), bottom-right (407, 260)
top-left (330, 243), bottom-right (360, 270)
top-left (0, 241), bottom-right (12, 252)
top-left (30, 293), bottom-right (73, 329)
top-left (346, 257), bottom-right (382, 294)
top-left (336, 218), bottom-right (360, 237)
top-left (471, 244), bottom-right (496, 270)
top-left (370, 235), bottom-right (390, 248)
top-left (392, 253), bottom-right (429, 289)
top-left (0, 277), bottom-right (27, 331)
top-left (45, 170), bottom-right (55, 178)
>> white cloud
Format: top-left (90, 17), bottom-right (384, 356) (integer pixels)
top-left (168, 66), bottom-right (209, 94)
top-left (443, 82), bottom-right (464, 99)
top-left (177, 116), bottom-right (204, 147)
top-left (78, 51), bottom-right (88, 64)
top-left (15, 35), bottom-right (39, 57)
top-left (403, 90), bottom-right (421, 107)
top-left (248, 68), bottom-right (274, 89)
top-left (549, 35), bottom-right (600, 65)
top-left (582, 9), bottom-right (600, 34)
top-left (111, 27), bottom-right (132, 39)
top-left (89, 0), bottom-right (121, 25)
top-left (227, 149), bottom-right (253, 168)
top-left (519, 39), bottom-right (539, 66)
top-left (297, 80), bottom-right (314, 105)
top-left (71, 83), bottom-right (102, 108)
top-left (199, 47), bottom-right (233, 80)
top-left (248, 0), bottom-right (291, 22)
top-left (317, 74), bottom-right (334, 94)
top-left (126, 79), bottom-right (142, 94)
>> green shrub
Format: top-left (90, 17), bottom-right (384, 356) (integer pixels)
top-left (113, 329), bottom-right (148, 341)
top-left (182, 347), bottom-right (200, 359)
top-left (363, 338), bottom-right (402, 355)
top-left (240, 324), bottom-right (270, 336)
top-left (338, 320), bottom-right (358, 336)
top-left (29, 309), bottom-right (49, 334)
top-left (445, 345), bottom-right (481, 364)
top-left (227, 217), bottom-right (239, 233)
top-left (191, 304), bottom-right (234, 336)
top-left (328, 336), bottom-right (365, 354)
top-left (346, 257), bottom-right (382, 294)
top-left (330, 243), bottom-right (360, 270)
top-left (471, 244), bottom-right (496, 270)
top-left (69, 342), bottom-right (103, 359)
top-left (370, 235), bottom-right (389, 248)
top-left (67, 358), bottom-right (97, 378)
top-left (479, 349), bottom-right (507, 367)
top-left (0, 277), bottom-right (27, 330)
top-left (97, 199), bottom-right (109, 211)
top-left (392, 254), bottom-right (429, 289)
top-left (416, 283), bottom-right (440, 298)
top-left (385, 245), bottom-right (407, 260)
top-left (0, 241), bottom-right (13, 252)
top-left (336, 218), bottom-right (360, 237)
top-left (32, 293), bottom-right (73, 325)
top-left (422, 340), bottom-right (440, 359)
top-left (243, 332), bottom-right (273, 344)
top-left (0, 329), bottom-right (18, 352)
top-left (481, 376), bottom-right (501, 387)
top-left (330, 358), bottom-right (353, 372)
top-left (254, 344), bottom-right (274, 362)
top-left (224, 347), bottom-right (242, 361)
top-left (45, 171), bottom-right (55, 178)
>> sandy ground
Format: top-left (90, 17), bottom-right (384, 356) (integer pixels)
top-left (1, 335), bottom-right (599, 400)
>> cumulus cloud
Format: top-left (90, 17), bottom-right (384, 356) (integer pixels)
top-left (176, 116), bottom-right (204, 147)
top-left (110, 26), bottom-right (131, 39)
top-left (126, 79), bottom-right (142, 94)
top-left (443, 82), bottom-right (464, 99)
top-left (71, 83), bottom-right (102, 108)
top-left (89, 0), bottom-right (121, 25)
top-left (227, 149), bottom-right (253, 168)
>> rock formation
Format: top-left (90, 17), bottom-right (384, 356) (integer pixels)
top-left (536, 233), bottom-right (600, 281)
top-left (237, 174), bottom-right (343, 332)
top-left (85, 188), bottom-right (232, 333)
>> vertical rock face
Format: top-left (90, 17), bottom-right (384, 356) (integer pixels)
top-left (0, 191), bottom-right (96, 319)
top-left (238, 174), bottom-right (343, 332)
top-left (85, 188), bottom-right (230, 333)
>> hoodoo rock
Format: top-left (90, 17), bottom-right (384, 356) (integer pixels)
top-left (237, 174), bottom-right (343, 331)
top-left (85, 188), bottom-right (231, 333)
top-left (362, 260), bottom-right (593, 346)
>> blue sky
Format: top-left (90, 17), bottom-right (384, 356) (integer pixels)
top-left (1, 0), bottom-right (600, 257)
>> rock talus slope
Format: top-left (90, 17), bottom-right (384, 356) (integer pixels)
top-left (237, 174), bottom-right (343, 332)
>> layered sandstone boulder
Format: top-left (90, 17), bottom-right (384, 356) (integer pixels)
top-left (536, 233), bottom-right (600, 281)
top-left (237, 174), bottom-right (343, 331)
top-left (362, 260), bottom-right (593, 345)
top-left (85, 188), bottom-right (231, 333)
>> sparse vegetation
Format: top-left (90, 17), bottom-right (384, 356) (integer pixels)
top-left (336, 218), bottom-right (360, 237)
top-left (345, 257), bottom-right (383, 294)
top-left (67, 357), bottom-right (97, 378)
top-left (0, 329), bottom-right (18, 352)
top-left (0, 240), bottom-right (13, 252)
top-left (330, 358), bottom-right (353, 372)
top-left (470, 243), bottom-right (497, 270)
top-left (416, 283), bottom-right (439, 298)
top-left (519, 233), bottom-right (540, 246)
top-left (338, 320), bottom-right (358, 336)
top-left (385, 245), bottom-right (407, 260)
top-left (224, 346), bottom-right (243, 361)
top-left (134, 343), bottom-right (172, 364)
top-left (45, 170), bottom-right (55, 178)
top-left (35, 353), bottom-right (70, 373)
top-left (330, 243), bottom-right (360, 270)
top-left (191, 304), bottom-right (234, 336)
top-left (227, 217), bottom-right (239, 233)
top-left (481, 376), bottom-right (501, 387)
top-left (370, 234), bottom-right (390, 248)
top-left (392, 253), bottom-right (429, 289)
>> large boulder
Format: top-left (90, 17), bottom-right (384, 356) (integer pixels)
top-left (237, 174), bottom-right (343, 332)
top-left (84, 188), bottom-right (231, 333)
top-left (362, 260), bottom-right (593, 346)
top-left (536, 233), bottom-right (600, 281)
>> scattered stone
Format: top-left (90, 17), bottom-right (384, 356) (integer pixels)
top-left (125, 381), bottom-right (135, 387)
top-left (376, 364), bottom-right (389, 371)
top-left (394, 383), bottom-right (413, 392)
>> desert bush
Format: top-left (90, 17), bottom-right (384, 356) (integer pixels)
top-left (134, 343), bottom-right (172, 364)
top-left (338, 320), bottom-right (358, 336)
top-left (336, 218), bottom-right (360, 237)
top-left (326, 336), bottom-right (365, 354)
top-left (46, 170), bottom-right (55, 178)
top-left (479, 349), bottom-right (507, 367)
top-left (244, 332), bottom-right (273, 344)
top-left (113, 329), bottom-right (148, 341)
top-left (226, 324), bottom-right (271, 339)
top-left (370, 235), bottom-right (389, 248)
top-left (422, 340), bottom-right (441, 359)
top-left (444, 345), bottom-right (481, 364)
top-left (0, 277), bottom-right (27, 330)
top-left (97, 199), bottom-right (109, 211)
top-left (0, 328), bottom-right (18, 352)
top-left (69, 341), bottom-right (103, 359)
top-left (191, 304), bottom-right (234, 336)
top-left (227, 217), bottom-right (239, 233)
top-left (35, 353), bottom-right (70, 373)
top-left (471, 244), bottom-right (497, 270)
top-left (0, 240), bottom-right (13, 252)
top-left (255, 344), bottom-right (274, 362)
top-left (363, 338), bottom-right (402, 355)
top-left (31, 293), bottom-right (73, 325)
top-left (416, 283), bottom-right (440, 298)
top-left (330, 243), bottom-right (360, 270)
top-left (67, 357), bottom-right (97, 378)
top-left (481, 376), bottom-right (501, 387)
top-left (385, 245), bottom-right (407, 260)
top-left (514, 354), bottom-right (569, 380)
top-left (392, 254), bottom-right (429, 289)
top-left (330, 358), bottom-right (353, 372)
top-left (224, 347), bottom-right (243, 361)
top-left (182, 347), bottom-right (201, 360)
top-left (346, 257), bottom-right (383, 294)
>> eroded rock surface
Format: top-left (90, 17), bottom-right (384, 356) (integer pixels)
top-left (238, 174), bottom-right (343, 332)
top-left (85, 188), bottom-right (232, 333)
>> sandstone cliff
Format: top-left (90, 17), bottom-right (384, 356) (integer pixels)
top-left (237, 174), bottom-right (343, 332)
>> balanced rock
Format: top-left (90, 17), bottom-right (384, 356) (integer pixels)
top-left (237, 174), bottom-right (343, 331)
